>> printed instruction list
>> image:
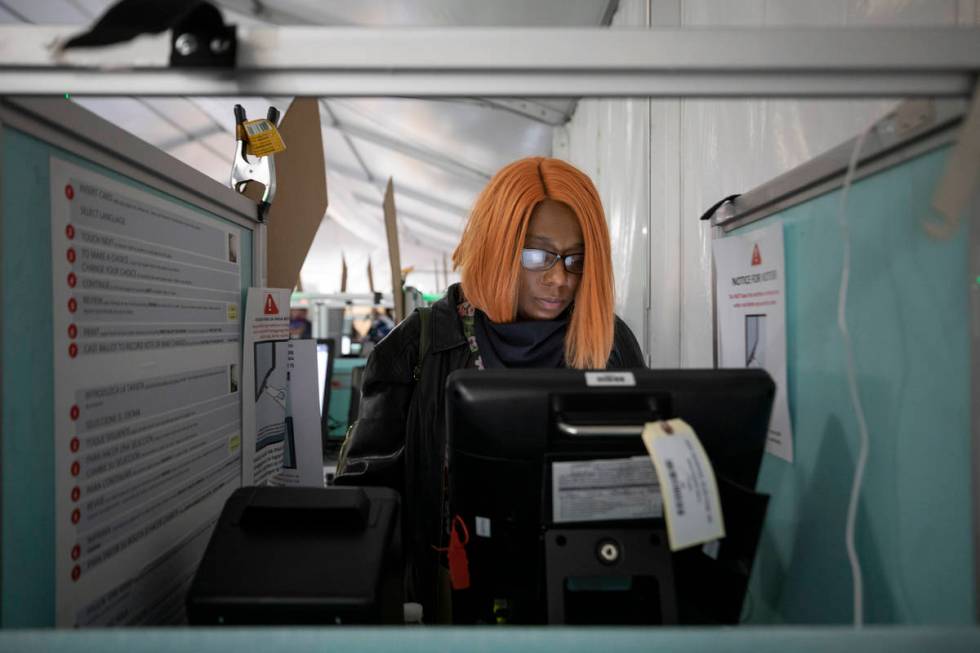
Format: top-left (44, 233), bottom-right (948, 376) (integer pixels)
top-left (51, 159), bottom-right (243, 626)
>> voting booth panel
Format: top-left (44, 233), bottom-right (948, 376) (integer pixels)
top-left (0, 98), bottom-right (260, 627)
top-left (713, 105), bottom-right (977, 624)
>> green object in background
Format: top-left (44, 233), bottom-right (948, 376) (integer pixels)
top-left (733, 144), bottom-right (973, 624)
top-left (327, 358), bottom-right (367, 440)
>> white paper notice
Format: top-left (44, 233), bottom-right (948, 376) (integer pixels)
top-left (269, 339), bottom-right (325, 487)
top-left (552, 457), bottom-right (662, 523)
top-left (50, 158), bottom-right (243, 626)
top-left (713, 223), bottom-right (794, 462)
top-left (242, 289), bottom-right (323, 487)
top-left (642, 420), bottom-right (725, 551)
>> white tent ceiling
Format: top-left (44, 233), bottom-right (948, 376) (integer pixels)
top-left (0, 0), bottom-right (618, 295)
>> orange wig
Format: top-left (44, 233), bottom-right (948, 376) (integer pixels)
top-left (452, 157), bottom-right (614, 369)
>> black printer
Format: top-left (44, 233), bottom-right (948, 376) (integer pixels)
top-left (187, 486), bottom-right (403, 625)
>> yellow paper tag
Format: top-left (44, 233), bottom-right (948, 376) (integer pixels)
top-left (642, 418), bottom-right (725, 551)
top-left (242, 119), bottom-right (286, 157)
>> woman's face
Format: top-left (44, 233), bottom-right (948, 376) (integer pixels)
top-left (516, 199), bottom-right (584, 321)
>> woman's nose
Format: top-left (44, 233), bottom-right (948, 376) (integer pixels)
top-left (541, 260), bottom-right (568, 286)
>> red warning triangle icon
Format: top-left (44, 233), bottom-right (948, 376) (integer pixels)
top-left (264, 294), bottom-right (279, 315)
top-left (751, 244), bottom-right (762, 266)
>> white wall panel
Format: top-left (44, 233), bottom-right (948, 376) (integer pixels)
top-left (554, 0), bottom-right (651, 360)
top-left (648, 99), bottom-right (682, 367)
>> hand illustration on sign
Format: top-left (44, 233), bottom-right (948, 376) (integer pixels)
top-left (263, 383), bottom-right (287, 409)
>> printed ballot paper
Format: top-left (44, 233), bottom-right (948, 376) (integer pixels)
top-left (642, 419), bottom-right (725, 551)
top-left (552, 456), bottom-right (662, 523)
top-left (713, 223), bottom-right (794, 462)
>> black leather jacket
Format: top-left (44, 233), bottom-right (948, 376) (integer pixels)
top-left (335, 283), bottom-right (645, 615)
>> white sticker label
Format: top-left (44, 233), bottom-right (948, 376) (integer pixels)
top-left (585, 371), bottom-right (636, 387)
top-left (475, 516), bottom-right (491, 538)
top-left (642, 419), bottom-right (725, 551)
top-left (552, 457), bottom-right (662, 523)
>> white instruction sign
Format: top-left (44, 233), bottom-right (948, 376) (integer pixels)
top-left (713, 223), bottom-right (794, 462)
top-left (642, 419), bottom-right (725, 551)
top-left (242, 288), bottom-right (289, 485)
top-left (50, 158), bottom-right (243, 626)
top-left (242, 288), bottom-right (323, 487)
top-left (268, 338), bottom-right (325, 487)
top-left (552, 456), bottom-right (662, 523)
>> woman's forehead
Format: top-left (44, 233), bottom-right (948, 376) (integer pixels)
top-left (526, 200), bottom-right (583, 246)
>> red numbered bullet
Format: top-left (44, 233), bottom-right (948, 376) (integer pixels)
top-left (71, 509), bottom-right (80, 525)
top-left (67, 248), bottom-right (76, 263)
top-left (70, 437), bottom-right (80, 453)
top-left (68, 343), bottom-right (78, 358)
top-left (71, 486), bottom-right (80, 502)
top-left (71, 545), bottom-right (81, 561)
top-left (68, 324), bottom-right (77, 339)
top-left (65, 185), bottom-right (74, 200)
top-left (66, 224), bottom-right (75, 240)
top-left (70, 461), bottom-right (80, 477)
top-left (68, 298), bottom-right (77, 313)
top-left (70, 405), bottom-right (79, 420)
top-left (71, 565), bottom-right (80, 582)
top-left (67, 273), bottom-right (77, 288)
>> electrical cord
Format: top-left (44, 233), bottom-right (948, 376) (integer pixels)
top-left (838, 121), bottom-right (875, 627)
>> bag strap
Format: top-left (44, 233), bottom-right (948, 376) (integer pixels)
top-left (413, 306), bottom-right (432, 381)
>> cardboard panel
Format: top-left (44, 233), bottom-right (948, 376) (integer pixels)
top-left (383, 178), bottom-right (405, 321)
top-left (264, 98), bottom-right (329, 290)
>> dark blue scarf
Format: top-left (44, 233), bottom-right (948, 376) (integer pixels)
top-left (473, 308), bottom-right (570, 369)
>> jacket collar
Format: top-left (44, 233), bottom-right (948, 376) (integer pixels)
top-left (429, 283), bottom-right (468, 353)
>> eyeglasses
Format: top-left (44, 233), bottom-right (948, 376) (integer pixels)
top-left (520, 248), bottom-right (585, 275)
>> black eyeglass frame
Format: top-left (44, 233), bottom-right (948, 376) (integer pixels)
top-left (520, 248), bottom-right (585, 275)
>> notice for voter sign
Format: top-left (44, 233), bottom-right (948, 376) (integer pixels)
top-left (50, 158), bottom-right (243, 626)
top-left (713, 223), bottom-right (794, 462)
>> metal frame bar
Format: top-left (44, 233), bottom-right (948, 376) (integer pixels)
top-left (320, 100), bottom-right (493, 182)
top-left (476, 98), bottom-right (574, 126)
top-left (0, 99), bottom-right (6, 620)
top-left (971, 158), bottom-right (980, 626)
top-left (328, 163), bottom-right (471, 218)
top-left (0, 26), bottom-right (978, 97)
top-left (352, 192), bottom-right (462, 233)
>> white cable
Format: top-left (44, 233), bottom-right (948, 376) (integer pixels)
top-left (838, 121), bottom-right (875, 627)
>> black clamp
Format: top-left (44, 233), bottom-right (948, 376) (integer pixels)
top-left (699, 194), bottom-right (742, 222)
top-left (62, 0), bottom-right (236, 68)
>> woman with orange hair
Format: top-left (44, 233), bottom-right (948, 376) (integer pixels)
top-left (335, 157), bottom-right (644, 619)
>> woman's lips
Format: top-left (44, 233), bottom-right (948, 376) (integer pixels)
top-left (535, 297), bottom-right (566, 311)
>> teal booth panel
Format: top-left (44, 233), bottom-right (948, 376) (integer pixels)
top-left (1, 626), bottom-right (980, 653)
top-left (1, 126), bottom-right (254, 627)
top-left (327, 358), bottom-right (367, 439)
top-left (730, 145), bottom-right (974, 624)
